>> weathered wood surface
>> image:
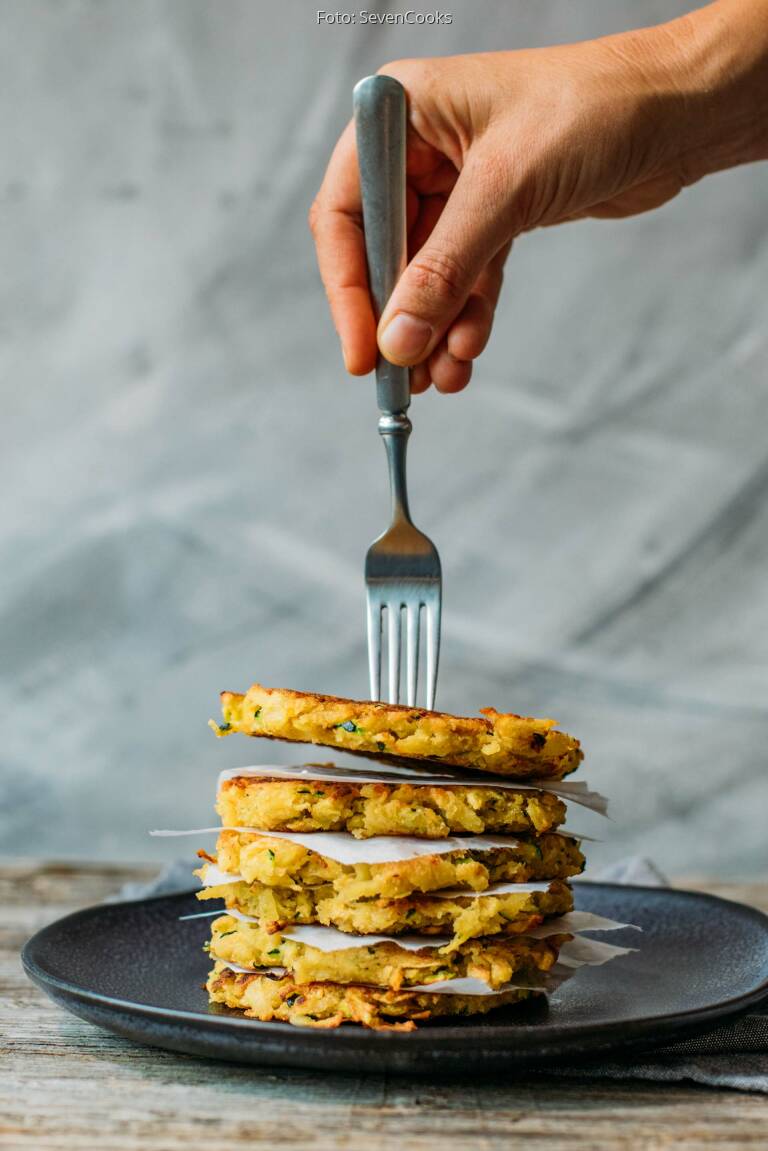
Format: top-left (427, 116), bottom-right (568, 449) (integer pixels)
top-left (2, 860), bottom-right (767, 1150)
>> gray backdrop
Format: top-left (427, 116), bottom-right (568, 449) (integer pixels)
top-left (3, 0), bottom-right (767, 875)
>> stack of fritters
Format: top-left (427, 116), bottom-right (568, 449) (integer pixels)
top-left (200, 685), bottom-right (585, 1030)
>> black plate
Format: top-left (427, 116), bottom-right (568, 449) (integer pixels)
top-left (22, 883), bottom-right (768, 1076)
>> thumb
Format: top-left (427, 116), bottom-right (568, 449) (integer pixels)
top-left (377, 156), bottom-right (510, 367)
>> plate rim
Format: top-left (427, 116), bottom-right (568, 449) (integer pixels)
top-left (22, 881), bottom-right (768, 1054)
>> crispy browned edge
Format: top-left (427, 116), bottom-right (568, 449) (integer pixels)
top-left (207, 965), bottom-right (539, 1031)
top-left (217, 684), bottom-right (582, 776)
top-left (227, 684), bottom-right (557, 736)
top-left (218, 772), bottom-right (566, 804)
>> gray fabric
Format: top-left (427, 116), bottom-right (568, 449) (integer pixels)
top-left (543, 1054), bottom-right (768, 1094)
top-left (106, 857), bottom-right (200, 903)
top-left (558, 858), bottom-right (768, 1092)
top-left (120, 855), bottom-right (768, 1091)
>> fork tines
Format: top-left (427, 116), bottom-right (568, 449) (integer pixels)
top-left (366, 581), bottom-right (441, 710)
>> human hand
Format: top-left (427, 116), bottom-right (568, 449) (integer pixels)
top-left (310, 1), bottom-right (767, 393)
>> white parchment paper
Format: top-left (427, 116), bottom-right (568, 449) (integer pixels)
top-left (417, 880), bottom-right (556, 898)
top-left (230, 828), bottom-right (530, 864)
top-left (283, 923), bottom-right (452, 951)
top-left (158, 824), bottom-right (589, 862)
top-left (197, 863), bottom-right (241, 886)
top-left (524, 911), bottom-right (641, 937)
top-left (206, 910), bottom-right (636, 957)
top-left (215, 959), bottom-right (563, 998)
top-left (556, 936), bottom-right (638, 967)
top-left (196, 865), bottom-right (555, 897)
top-left (153, 827), bottom-right (542, 863)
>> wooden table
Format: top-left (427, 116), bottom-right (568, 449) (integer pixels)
top-left (2, 861), bottom-right (767, 1150)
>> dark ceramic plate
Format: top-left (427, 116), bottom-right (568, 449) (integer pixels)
top-left (22, 883), bottom-right (768, 1076)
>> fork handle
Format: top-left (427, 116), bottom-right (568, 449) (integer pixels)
top-left (353, 75), bottom-right (410, 415)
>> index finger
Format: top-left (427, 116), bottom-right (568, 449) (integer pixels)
top-left (309, 121), bottom-right (377, 376)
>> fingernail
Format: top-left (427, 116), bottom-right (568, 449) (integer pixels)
top-left (379, 313), bottom-right (432, 362)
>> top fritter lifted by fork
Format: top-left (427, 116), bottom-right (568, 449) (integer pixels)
top-left (211, 684), bottom-right (582, 781)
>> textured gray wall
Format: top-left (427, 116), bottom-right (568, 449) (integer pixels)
top-left (3, 0), bottom-right (767, 875)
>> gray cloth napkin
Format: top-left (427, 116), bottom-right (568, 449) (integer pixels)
top-left (557, 857), bottom-right (768, 1093)
top-left (118, 855), bottom-right (768, 1092)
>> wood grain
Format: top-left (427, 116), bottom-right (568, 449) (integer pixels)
top-left (2, 860), bottom-right (767, 1150)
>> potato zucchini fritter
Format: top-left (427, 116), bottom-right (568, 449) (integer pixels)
top-left (216, 774), bottom-right (566, 838)
top-left (207, 962), bottom-right (538, 1030)
top-left (208, 915), bottom-right (566, 990)
top-left (211, 829), bottom-right (584, 900)
top-left (211, 684), bottom-right (582, 780)
top-left (197, 872), bottom-right (573, 948)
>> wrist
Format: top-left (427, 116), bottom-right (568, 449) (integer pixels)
top-left (655, 0), bottom-right (768, 182)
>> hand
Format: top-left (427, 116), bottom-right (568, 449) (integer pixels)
top-left (310, 1), bottom-right (768, 393)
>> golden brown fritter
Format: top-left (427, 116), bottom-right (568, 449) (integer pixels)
top-left (197, 872), bottom-right (573, 948)
top-left (210, 684), bottom-right (582, 780)
top-left (211, 830), bottom-right (584, 900)
top-left (207, 915), bottom-right (567, 991)
top-left (207, 962), bottom-right (537, 1031)
top-left (216, 774), bottom-right (566, 838)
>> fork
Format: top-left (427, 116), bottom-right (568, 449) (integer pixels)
top-left (353, 74), bottom-right (442, 710)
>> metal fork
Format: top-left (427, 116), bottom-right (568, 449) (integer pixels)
top-left (353, 74), bottom-right (442, 710)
